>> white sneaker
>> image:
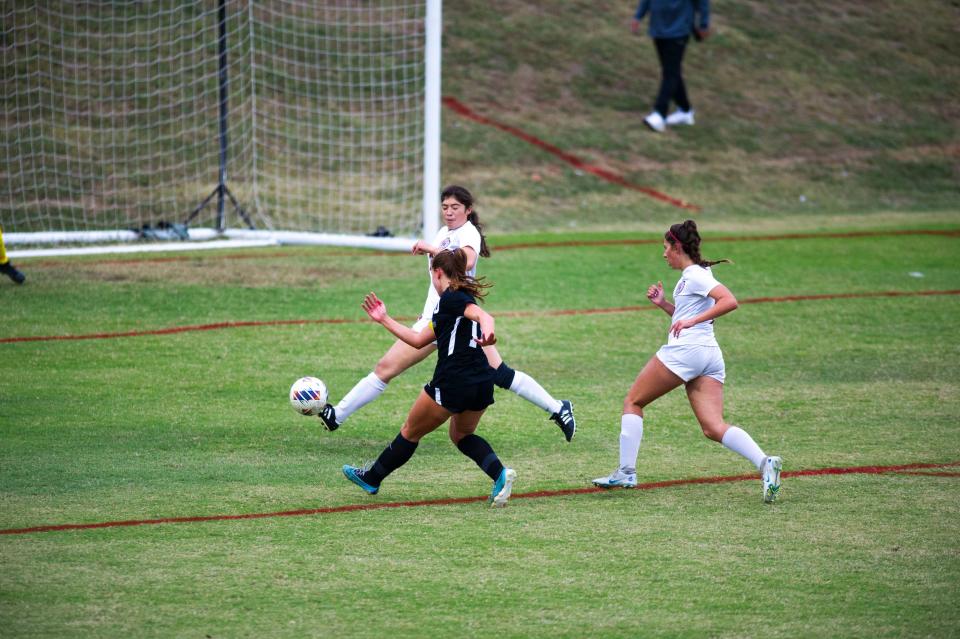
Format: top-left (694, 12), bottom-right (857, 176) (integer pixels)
top-left (665, 109), bottom-right (695, 126)
top-left (592, 467), bottom-right (637, 488)
top-left (762, 456), bottom-right (782, 503)
top-left (643, 111), bottom-right (665, 132)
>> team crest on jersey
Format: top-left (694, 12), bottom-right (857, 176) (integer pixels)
top-left (439, 237), bottom-right (451, 250)
top-left (675, 279), bottom-right (686, 295)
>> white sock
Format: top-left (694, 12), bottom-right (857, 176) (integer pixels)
top-left (509, 371), bottom-right (562, 415)
top-left (334, 372), bottom-right (388, 424)
top-left (619, 414), bottom-right (644, 472)
top-left (721, 426), bottom-right (766, 470)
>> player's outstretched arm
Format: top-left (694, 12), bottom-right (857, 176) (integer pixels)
top-left (411, 240), bottom-right (439, 256)
top-left (361, 292), bottom-right (436, 348)
top-left (411, 242), bottom-right (478, 272)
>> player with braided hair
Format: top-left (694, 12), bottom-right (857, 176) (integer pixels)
top-left (593, 220), bottom-right (782, 503)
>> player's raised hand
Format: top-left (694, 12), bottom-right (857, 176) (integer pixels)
top-left (361, 292), bottom-right (387, 322)
top-left (647, 281), bottom-right (664, 305)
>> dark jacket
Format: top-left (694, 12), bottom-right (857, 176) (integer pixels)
top-left (635, 0), bottom-right (710, 39)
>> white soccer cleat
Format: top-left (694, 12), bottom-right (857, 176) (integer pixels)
top-left (643, 111), bottom-right (666, 132)
top-left (665, 109), bottom-right (695, 126)
top-left (762, 456), bottom-right (782, 503)
top-left (592, 467), bottom-right (638, 488)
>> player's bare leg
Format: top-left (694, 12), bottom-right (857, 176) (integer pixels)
top-left (686, 375), bottom-right (779, 502)
top-left (624, 355), bottom-right (684, 416)
top-left (321, 339), bottom-right (437, 430)
top-left (377, 338), bottom-right (437, 384)
top-left (594, 355), bottom-right (683, 488)
top-left (684, 375), bottom-right (727, 442)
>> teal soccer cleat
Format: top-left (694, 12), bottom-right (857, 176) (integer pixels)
top-left (489, 468), bottom-right (517, 507)
top-left (342, 464), bottom-right (379, 495)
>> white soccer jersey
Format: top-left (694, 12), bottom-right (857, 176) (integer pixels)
top-left (418, 220), bottom-right (483, 321)
top-left (668, 264), bottom-right (722, 346)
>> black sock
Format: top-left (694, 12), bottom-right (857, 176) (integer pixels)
top-left (491, 362), bottom-right (516, 389)
top-left (363, 433), bottom-right (418, 486)
top-left (456, 434), bottom-right (505, 481)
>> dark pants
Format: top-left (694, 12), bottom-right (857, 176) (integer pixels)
top-left (653, 36), bottom-right (690, 116)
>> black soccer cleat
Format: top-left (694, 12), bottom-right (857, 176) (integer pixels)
top-left (0, 261), bottom-right (25, 284)
top-left (550, 399), bottom-right (576, 442)
top-left (318, 403), bottom-right (340, 431)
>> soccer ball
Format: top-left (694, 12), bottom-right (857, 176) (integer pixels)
top-left (289, 376), bottom-right (328, 416)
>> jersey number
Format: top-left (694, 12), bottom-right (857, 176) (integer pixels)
top-left (447, 317), bottom-right (480, 355)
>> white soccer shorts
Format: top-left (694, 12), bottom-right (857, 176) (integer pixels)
top-left (655, 343), bottom-right (726, 383)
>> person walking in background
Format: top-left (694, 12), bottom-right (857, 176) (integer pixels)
top-left (0, 225), bottom-right (26, 284)
top-left (343, 248), bottom-right (517, 507)
top-left (593, 220), bottom-right (782, 503)
top-left (632, 0), bottom-right (710, 132)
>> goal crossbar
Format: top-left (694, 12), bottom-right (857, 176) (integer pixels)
top-left (6, 229), bottom-right (417, 259)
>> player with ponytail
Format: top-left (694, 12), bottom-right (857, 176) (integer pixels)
top-left (342, 248), bottom-right (517, 506)
top-left (593, 220), bottom-right (783, 503)
top-left (430, 247), bottom-right (491, 300)
top-left (319, 185), bottom-right (575, 442)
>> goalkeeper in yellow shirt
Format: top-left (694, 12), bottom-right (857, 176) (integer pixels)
top-left (0, 225), bottom-right (26, 284)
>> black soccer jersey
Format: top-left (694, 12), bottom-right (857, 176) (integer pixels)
top-left (429, 288), bottom-right (494, 389)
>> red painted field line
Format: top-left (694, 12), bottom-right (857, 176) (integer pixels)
top-left (0, 318), bottom-right (355, 344)
top-left (735, 289), bottom-right (960, 305)
top-left (496, 228), bottom-right (960, 251)
top-left (4, 289), bottom-right (959, 344)
top-left (442, 96), bottom-right (700, 212)
top-left (2, 460), bottom-right (957, 536)
top-left (889, 470), bottom-right (960, 477)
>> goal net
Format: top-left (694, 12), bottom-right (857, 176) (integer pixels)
top-left (1, 1), bottom-right (439, 251)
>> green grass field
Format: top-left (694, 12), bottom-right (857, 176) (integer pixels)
top-left (2, 229), bottom-right (959, 637)
top-left (3, 0), bottom-right (960, 635)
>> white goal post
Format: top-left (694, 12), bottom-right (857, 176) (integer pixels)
top-left (1, 0), bottom-right (441, 255)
